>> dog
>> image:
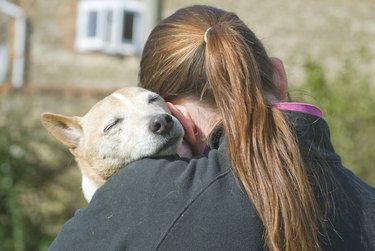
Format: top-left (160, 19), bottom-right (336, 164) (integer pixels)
top-left (41, 87), bottom-right (184, 202)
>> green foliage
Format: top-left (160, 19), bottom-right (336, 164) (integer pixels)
top-left (298, 51), bottom-right (375, 186)
top-left (0, 94), bottom-right (86, 251)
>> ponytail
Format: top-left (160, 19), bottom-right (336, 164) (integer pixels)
top-left (204, 17), bottom-right (322, 251)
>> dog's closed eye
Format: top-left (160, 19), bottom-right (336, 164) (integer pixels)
top-left (103, 118), bottom-right (123, 133)
top-left (148, 94), bottom-right (161, 104)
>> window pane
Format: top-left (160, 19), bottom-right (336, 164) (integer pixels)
top-left (122, 11), bottom-right (134, 42)
top-left (104, 10), bottom-right (113, 42)
top-left (87, 11), bottom-right (97, 37)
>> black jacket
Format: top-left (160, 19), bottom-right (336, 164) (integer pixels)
top-left (49, 111), bottom-right (375, 251)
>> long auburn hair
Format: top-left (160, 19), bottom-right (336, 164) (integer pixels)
top-left (139, 5), bottom-right (327, 251)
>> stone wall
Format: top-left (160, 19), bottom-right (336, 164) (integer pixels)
top-left (18, 0), bottom-right (141, 89)
top-left (8, 0), bottom-right (375, 89)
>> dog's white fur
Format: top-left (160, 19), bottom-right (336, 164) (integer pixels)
top-left (41, 87), bottom-right (184, 202)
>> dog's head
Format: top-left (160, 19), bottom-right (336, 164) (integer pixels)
top-left (42, 87), bottom-right (184, 187)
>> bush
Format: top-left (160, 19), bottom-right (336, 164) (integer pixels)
top-left (296, 50), bottom-right (375, 186)
top-left (0, 94), bottom-right (87, 251)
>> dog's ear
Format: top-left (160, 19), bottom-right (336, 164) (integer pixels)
top-left (41, 112), bottom-right (83, 149)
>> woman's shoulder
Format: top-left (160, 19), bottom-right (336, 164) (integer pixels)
top-left (109, 149), bottom-right (231, 193)
top-left (50, 150), bottom-right (262, 250)
top-left (111, 153), bottom-right (261, 250)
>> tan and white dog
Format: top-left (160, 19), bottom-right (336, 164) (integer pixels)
top-left (41, 87), bottom-right (184, 202)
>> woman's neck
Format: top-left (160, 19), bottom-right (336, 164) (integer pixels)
top-left (172, 98), bottom-right (221, 154)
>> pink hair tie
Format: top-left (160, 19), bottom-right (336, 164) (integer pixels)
top-left (273, 102), bottom-right (323, 117)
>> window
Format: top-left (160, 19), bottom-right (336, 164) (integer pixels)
top-left (87, 11), bottom-right (98, 38)
top-left (0, 42), bottom-right (8, 84)
top-left (122, 11), bottom-right (134, 42)
top-left (75, 0), bottom-right (149, 55)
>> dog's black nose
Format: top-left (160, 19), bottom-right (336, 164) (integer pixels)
top-left (149, 114), bottom-right (174, 134)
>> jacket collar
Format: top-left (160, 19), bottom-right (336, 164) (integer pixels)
top-left (207, 110), bottom-right (342, 163)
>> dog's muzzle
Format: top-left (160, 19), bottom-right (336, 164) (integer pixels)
top-left (149, 114), bottom-right (174, 135)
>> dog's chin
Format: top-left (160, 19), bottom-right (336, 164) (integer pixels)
top-left (153, 135), bottom-right (182, 157)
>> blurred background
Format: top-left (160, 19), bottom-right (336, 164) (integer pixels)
top-left (0, 0), bottom-right (374, 250)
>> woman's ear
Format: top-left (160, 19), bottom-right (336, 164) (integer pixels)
top-left (270, 57), bottom-right (288, 101)
top-left (166, 102), bottom-right (197, 146)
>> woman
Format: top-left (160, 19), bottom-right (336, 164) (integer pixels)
top-left (49, 5), bottom-right (374, 251)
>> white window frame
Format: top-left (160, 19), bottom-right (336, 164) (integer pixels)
top-left (0, 1), bottom-right (27, 87)
top-left (75, 0), bottom-right (147, 55)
